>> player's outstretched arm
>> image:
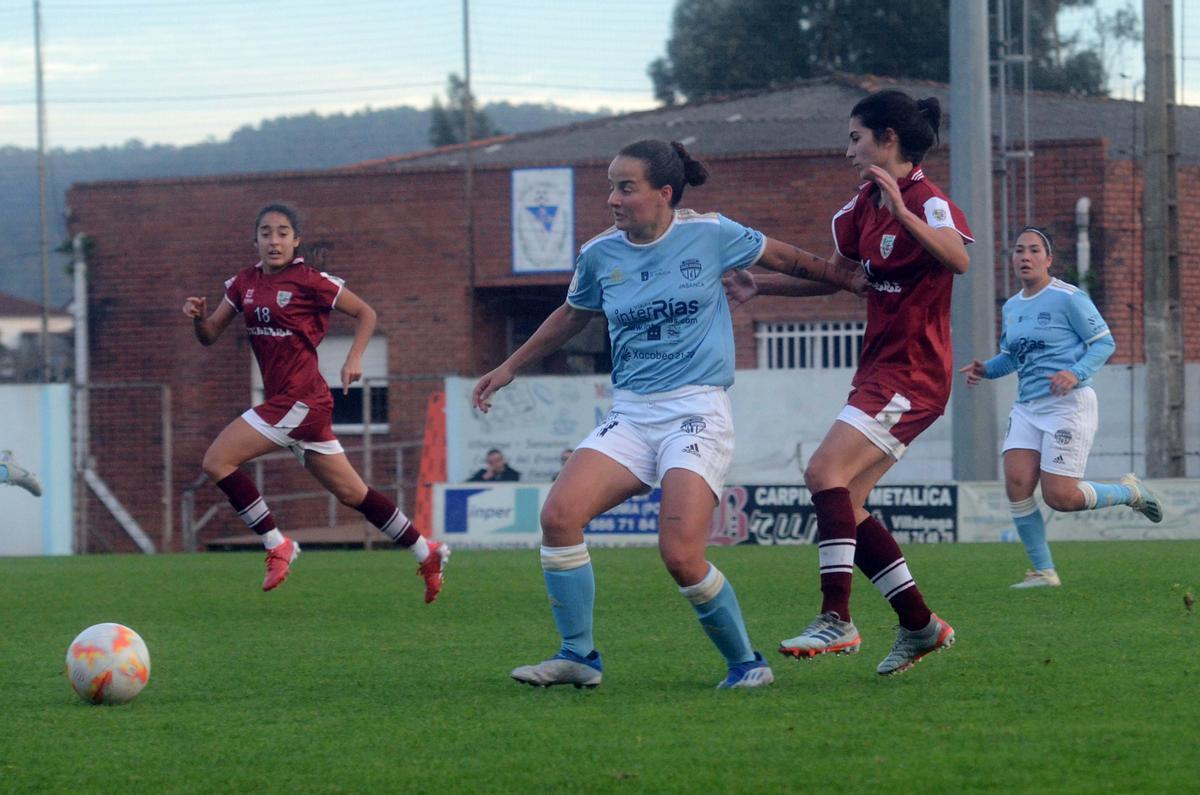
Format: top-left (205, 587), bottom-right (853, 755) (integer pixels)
top-left (756, 238), bottom-right (865, 294)
top-left (183, 296), bottom-right (237, 346)
top-left (472, 303), bottom-right (595, 413)
top-left (722, 269), bottom-right (761, 307)
top-left (958, 360), bottom-right (988, 387)
top-left (723, 269), bottom-right (838, 307)
top-left (332, 287), bottom-right (377, 395)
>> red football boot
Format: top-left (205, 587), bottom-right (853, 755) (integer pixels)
top-left (263, 537), bottom-right (300, 591)
top-left (418, 541), bottom-right (450, 603)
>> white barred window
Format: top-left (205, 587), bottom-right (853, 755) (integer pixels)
top-left (755, 321), bottom-right (865, 370)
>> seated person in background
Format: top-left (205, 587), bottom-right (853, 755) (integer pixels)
top-left (468, 448), bottom-right (521, 482)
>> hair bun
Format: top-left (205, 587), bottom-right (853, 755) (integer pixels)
top-left (670, 141), bottom-right (710, 187)
top-left (916, 97), bottom-right (942, 134)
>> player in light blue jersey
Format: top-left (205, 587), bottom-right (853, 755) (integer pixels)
top-left (473, 139), bottom-right (862, 689)
top-left (961, 227), bottom-right (1163, 588)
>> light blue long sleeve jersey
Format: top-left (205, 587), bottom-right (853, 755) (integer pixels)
top-left (567, 209), bottom-right (766, 394)
top-left (983, 277), bottom-right (1115, 402)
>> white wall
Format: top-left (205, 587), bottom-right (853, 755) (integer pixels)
top-left (0, 384), bottom-right (73, 555)
top-left (0, 316), bottom-right (72, 348)
top-left (446, 364), bottom-right (1200, 484)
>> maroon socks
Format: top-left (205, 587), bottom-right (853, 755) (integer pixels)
top-left (855, 514), bottom-right (932, 631)
top-left (357, 487), bottom-right (421, 546)
top-left (813, 487), bottom-right (857, 621)
top-left (216, 471), bottom-right (277, 535)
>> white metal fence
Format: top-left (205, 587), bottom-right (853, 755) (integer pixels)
top-left (755, 321), bottom-right (865, 370)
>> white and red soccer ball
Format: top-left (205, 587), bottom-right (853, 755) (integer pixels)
top-left (65, 623), bottom-right (151, 705)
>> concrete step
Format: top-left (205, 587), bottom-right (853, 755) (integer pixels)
top-left (204, 522), bottom-right (387, 551)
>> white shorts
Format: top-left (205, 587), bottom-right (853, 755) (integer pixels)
top-left (575, 384), bottom-right (734, 498)
top-left (241, 405), bottom-right (344, 465)
top-left (1002, 386), bottom-right (1098, 478)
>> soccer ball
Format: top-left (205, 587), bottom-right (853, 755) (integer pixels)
top-left (65, 623), bottom-right (151, 705)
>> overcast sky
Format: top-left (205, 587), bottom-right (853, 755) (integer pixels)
top-left (0, 0), bottom-right (1194, 151)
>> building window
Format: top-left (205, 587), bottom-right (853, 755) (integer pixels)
top-left (755, 321), bottom-right (865, 370)
top-left (505, 299), bottom-right (610, 375)
top-left (251, 335), bottom-right (389, 433)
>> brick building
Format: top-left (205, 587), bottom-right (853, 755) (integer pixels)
top-left (67, 75), bottom-right (1199, 552)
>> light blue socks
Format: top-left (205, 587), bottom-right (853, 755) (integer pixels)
top-left (680, 563), bottom-right (755, 665)
top-left (1010, 497), bottom-right (1054, 570)
top-left (1078, 481), bottom-right (1135, 509)
top-left (541, 543), bottom-right (595, 658)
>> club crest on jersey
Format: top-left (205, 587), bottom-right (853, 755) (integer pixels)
top-left (1037, 312), bottom-right (1052, 327)
top-left (276, 290), bottom-right (293, 307)
top-left (680, 259), bottom-right (702, 280)
top-left (933, 207), bottom-right (948, 222)
top-left (880, 234), bottom-right (896, 259)
top-left (244, 289), bottom-right (255, 302)
top-left (610, 267), bottom-right (624, 284)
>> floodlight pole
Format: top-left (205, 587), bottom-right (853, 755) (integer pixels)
top-left (73, 234), bottom-right (89, 554)
top-left (949, 0), bottom-right (998, 481)
top-left (1142, 0), bottom-right (1184, 476)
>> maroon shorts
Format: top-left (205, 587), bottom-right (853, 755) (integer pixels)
top-left (837, 382), bottom-right (942, 460)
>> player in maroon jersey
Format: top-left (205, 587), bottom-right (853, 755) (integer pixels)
top-left (729, 90), bottom-right (969, 676)
top-left (183, 203), bottom-right (448, 599)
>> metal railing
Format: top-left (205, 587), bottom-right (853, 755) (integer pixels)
top-left (755, 321), bottom-right (865, 370)
top-left (75, 382), bottom-right (172, 554)
top-left (180, 439), bottom-right (421, 552)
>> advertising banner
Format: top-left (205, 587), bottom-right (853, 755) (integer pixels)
top-left (434, 483), bottom-right (661, 547)
top-left (710, 484), bottom-right (958, 545)
top-left (434, 482), bottom-right (958, 547)
top-left (433, 477), bottom-right (1200, 547)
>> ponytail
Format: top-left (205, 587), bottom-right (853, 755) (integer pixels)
top-left (915, 97), bottom-right (942, 140)
top-left (670, 141), bottom-right (710, 189)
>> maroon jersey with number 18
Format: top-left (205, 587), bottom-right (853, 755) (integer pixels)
top-left (223, 257), bottom-right (343, 413)
top-left (832, 167), bottom-right (973, 412)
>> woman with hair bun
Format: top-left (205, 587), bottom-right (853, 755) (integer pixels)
top-left (473, 139), bottom-right (863, 690)
top-left (735, 90), bottom-right (970, 676)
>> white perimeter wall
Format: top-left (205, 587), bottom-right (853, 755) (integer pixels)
top-left (446, 364), bottom-right (1200, 484)
top-left (0, 384), bottom-right (72, 555)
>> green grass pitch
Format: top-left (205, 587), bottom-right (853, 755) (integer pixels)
top-left (1, 541), bottom-right (1197, 793)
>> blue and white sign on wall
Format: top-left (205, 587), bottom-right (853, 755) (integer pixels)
top-left (443, 485), bottom-right (543, 537)
top-left (434, 483), bottom-right (660, 547)
top-left (512, 167), bottom-right (574, 273)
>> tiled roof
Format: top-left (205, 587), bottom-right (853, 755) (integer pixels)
top-left (0, 291), bottom-right (70, 318)
top-left (349, 74), bottom-right (1199, 172)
